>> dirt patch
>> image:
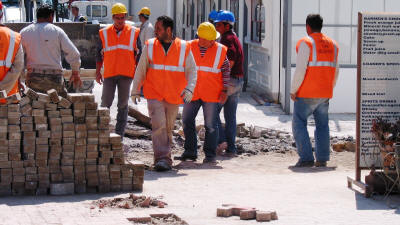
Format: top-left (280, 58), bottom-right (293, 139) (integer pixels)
top-left (128, 214), bottom-right (188, 225)
top-left (123, 117), bottom-right (356, 168)
top-left (92, 194), bottom-right (167, 209)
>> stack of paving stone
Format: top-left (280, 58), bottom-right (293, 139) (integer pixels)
top-left (0, 89), bottom-right (144, 196)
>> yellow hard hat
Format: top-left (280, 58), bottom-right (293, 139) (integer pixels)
top-left (138, 7), bottom-right (151, 16)
top-left (112, 3), bottom-right (127, 15)
top-left (197, 22), bottom-right (220, 41)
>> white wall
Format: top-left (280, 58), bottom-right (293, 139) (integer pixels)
top-left (130, 0), bottom-right (173, 25)
top-left (245, 0), bottom-right (282, 100)
top-left (290, 68), bottom-right (357, 113)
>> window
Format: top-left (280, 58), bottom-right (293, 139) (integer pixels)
top-left (230, 0), bottom-right (239, 33)
top-left (251, 0), bottom-right (265, 42)
top-left (86, 5), bottom-right (107, 18)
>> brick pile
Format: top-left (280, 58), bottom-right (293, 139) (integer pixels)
top-left (0, 89), bottom-right (144, 196)
top-left (217, 204), bottom-right (278, 222)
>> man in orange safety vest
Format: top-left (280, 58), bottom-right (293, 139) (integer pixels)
top-left (291, 14), bottom-right (339, 168)
top-left (131, 16), bottom-right (197, 171)
top-left (96, 3), bottom-right (141, 137)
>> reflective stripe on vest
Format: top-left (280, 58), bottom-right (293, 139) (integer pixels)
top-left (196, 44), bottom-right (223, 73)
top-left (0, 30), bottom-right (16, 68)
top-left (102, 27), bottom-right (137, 52)
top-left (306, 36), bottom-right (338, 67)
top-left (148, 39), bottom-right (187, 72)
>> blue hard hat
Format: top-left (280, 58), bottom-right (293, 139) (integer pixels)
top-left (208, 10), bottom-right (218, 21)
top-left (214, 10), bottom-right (235, 25)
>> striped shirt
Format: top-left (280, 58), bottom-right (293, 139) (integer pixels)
top-left (199, 46), bottom-right (230, 89)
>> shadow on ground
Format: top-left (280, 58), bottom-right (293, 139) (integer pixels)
top-left (144, 169), bottom-right (188, 181)
top-left (173, 161), bottom-right (223, 170)
top-left (288, 166), bottom-right (337, 173)
top-left (0, 191), bottom-right (140, 207)
top-left (354, 192), bottom-right (400, 214)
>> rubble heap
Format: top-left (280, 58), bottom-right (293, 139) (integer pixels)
top-left (0, 89), bottom-right (144, 196)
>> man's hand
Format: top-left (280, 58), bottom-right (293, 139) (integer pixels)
top-left (219, 91), bottom-right (228, 104)
top-left (131, 94), bottom-right (141, 105)
top-left (96, 71), bottom-right (103, 85)
top-left (180, 88), bottom-right (193, 104)
top-left (290, 93), bottom-right (297, 101)
top-left (70, 71), bottom-right (82, 89)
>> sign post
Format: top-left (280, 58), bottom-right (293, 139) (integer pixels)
top-left (349, 12), bottom-right (400, 196)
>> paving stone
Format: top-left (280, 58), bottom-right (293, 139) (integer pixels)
top-left (256, 211), bottom-right (272, 222)
top-left (58, 97), bottom-right (72, 109)
top-left (240, 209), bottom-right (257, 220)
top-left (37, 93), bottom-right (50, 103)
top-left (25, 88), bottom-right (39, 100)
top-left (50, 183), bottom-right (74, 195)
top-left (47, 89), bottom-right (60, 103)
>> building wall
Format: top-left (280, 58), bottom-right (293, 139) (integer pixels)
top-left (245, 0), bottom-right (282, 101)
top-left (129, 0), bottom-right (173, 25)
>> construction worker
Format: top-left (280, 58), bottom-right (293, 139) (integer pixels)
top-left (131, 16), bottom-right (197, 172)
top-left (214, 11), bottom-right (244, 157)
top-left (96, 3), bottom-right (141, 137)
top-left (0, 1), bottom-right (24, 102)
top-left (71, 6), bottom-right (86, 22)
top-left (175, 22), bottom-right (230, 164)
top-left (138, 7), bottom-right (154, 47)
top-left (208, 10), bottom-right (219, 24)
top-left (291, 14), bottom-right (339, 167)
top-left (21, 4), bottom-right (82, 98)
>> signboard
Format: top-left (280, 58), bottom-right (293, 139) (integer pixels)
top-left (357, 12), bottom-right (400, 179)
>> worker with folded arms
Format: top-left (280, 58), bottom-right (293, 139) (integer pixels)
top-left (0, 1), bottom-right (24, 103)
top-left (131, 16), bottom-right (197, 172)
top-left (21, 4), bottom-right (82, 98)
top-left (96, 3), bottom-right (141, 137)
top-left (175, 22), bottom-right (230, 164)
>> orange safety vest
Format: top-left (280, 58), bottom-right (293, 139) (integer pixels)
top-left (142, 38), bottom-right (190, 104)
top-left (0, 26), bottom-right (20, 104)
top-left (296, 33), bottom-right (339, 98)
top-left (190, 39), bottom-right (227, 102)
top-left (99, 24), bottom-right (140, 78)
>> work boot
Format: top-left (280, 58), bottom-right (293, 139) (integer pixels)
top-left (222, 151), bottom-right (238, 158)
top-left (293, 160), bottom-right (314, 167)
top-left (315, 161), bottom-right (327, 167)
top-left (154, 160), bottom-right (172, 172)
top-left (202, 157), bottom-right (217, 164)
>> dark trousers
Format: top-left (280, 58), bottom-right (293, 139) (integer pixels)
top-left (182, 100), bottom-right (218, 159)
top-left (101, 75), bottom-right (132, 137)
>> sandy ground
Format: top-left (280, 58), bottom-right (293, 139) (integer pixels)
top-left (0, 84), bottom-right (398, 225)
top-left (1, 152), bottom-right (399, 225)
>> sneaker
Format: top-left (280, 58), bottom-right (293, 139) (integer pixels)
top-left (315, 161), bottom-right (327, 167)
top-left (293, 160), bottom-right (314, 167)
top-left (203, 157), bottom-right (217, 164)
top-left (154, 161), bottom-right (172, 172)
top-left (173, 155), bottom-right (197, 161)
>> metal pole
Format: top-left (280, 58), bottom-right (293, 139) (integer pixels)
top-left (283, 0), bottom-right (292, 114)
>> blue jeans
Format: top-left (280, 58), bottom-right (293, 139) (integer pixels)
top-left (292, 98), bottom-right (330, 162)
top-left (217, 78), bottom-right (243, 153)
top-left (182, 100), bottom-right (218, 159)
